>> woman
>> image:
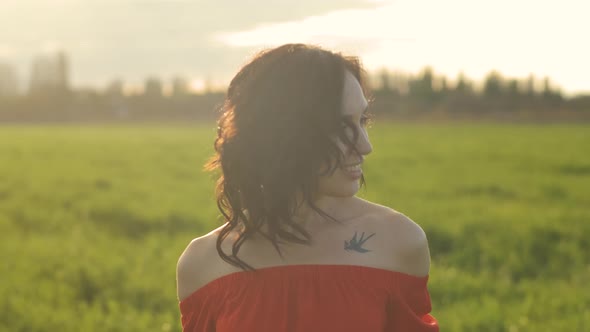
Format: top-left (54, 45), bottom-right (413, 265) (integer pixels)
top-left (177, 44), bottom-right (438, 331)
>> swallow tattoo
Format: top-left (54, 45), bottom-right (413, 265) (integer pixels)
top-left (344, 231), bottom-right (375, 253)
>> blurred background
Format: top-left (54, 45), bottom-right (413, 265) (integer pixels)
top-left (1, 1), bottom-right (589, 331)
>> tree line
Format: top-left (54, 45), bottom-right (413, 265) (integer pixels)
top-left (0, 68), bottom-right (588, 123)
top-left (371, 68), bottom-right (588, 115)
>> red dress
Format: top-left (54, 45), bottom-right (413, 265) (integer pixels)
top-left (179, 264), bottom-right (439, 332)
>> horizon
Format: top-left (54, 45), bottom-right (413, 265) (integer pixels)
top-left (3, 52), bottom-right (580, 98)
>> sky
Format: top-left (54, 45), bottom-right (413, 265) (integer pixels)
top-left (1, 0), bottom-right (589, 95)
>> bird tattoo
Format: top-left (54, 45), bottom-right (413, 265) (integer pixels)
top-left (344, 231), bottom-right (375, 253)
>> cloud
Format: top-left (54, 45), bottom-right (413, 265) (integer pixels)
top-left (0, 0), bottom-right (380, 86)
top-left (1, 0), bottom-right (588, 92)
top-left (215, 0), bottom-right (590, 93)
top-left (215, 3), bottom-right (411, 48)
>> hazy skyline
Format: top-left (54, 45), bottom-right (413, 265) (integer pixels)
top-left (1, 0), bottom-right (588, 95)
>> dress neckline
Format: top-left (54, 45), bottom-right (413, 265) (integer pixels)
top-left (179, 264), bottom-right (429, 305)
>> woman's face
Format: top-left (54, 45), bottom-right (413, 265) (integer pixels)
top-left (316, 70), bottom-right (373, 198)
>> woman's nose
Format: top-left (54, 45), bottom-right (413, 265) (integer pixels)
top-left (356, 129), bottom-right (372, 156)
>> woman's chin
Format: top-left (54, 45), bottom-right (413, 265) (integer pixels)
top-left (322, 182), bottom-right (360, 198)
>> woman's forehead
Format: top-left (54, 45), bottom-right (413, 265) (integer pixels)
top-left (341, 70), bottom-right (368, 116)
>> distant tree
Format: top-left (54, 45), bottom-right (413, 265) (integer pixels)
top-left (566, 95), bottom-right (590, 111)
top-left (55, 51), bottom-right (70, 92)
top-left (502, 79), bottom-right (523, 111)
top-left (454, 72), bottom-right (472, 94)
top-left (408, 67), bottom-right (435, 106)
top-left (442, 72), bottom-right (480, 112)
top-left (483, 71), bottom-right (504, 98)
top-left (506, 79), bottom-right (519, 96)
top-left (28, 51), bottom-right (71, 97)
top-left (391, 71), bottom-right (410, 95)
top-left (525, 74), bottom-right (537, 97)
top-left (0, 62), bottom-right (19, 97)
top-left (541, 76), bottom-right (564, 109)
top-left (106, 79), bottom-right (124, 97)
top-left (433, 76), bottom-right (449, 106)
top-left (421, 67), bottom-right (434, 95)
top-left (379, 68), bottom-right (391, 92)
top-left (439, 77), bottom-right (449, 94)
top-left (144, 77), bottom-right (163, 97)
top-left (542, 77), bottom-right (559, 99)
top-left (172, 77), bottom-right (189, 97)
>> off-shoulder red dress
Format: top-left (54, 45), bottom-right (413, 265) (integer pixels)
top-left (179, 264), bottom-right (439, 332)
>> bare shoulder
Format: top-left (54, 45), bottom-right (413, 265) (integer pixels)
top-left (356, 198), bottom-right (431, 277)
top-left (176, 225), bottom-right (227, 301)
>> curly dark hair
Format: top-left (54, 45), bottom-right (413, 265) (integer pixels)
top-left (205, 44), bottom-right (372, 271)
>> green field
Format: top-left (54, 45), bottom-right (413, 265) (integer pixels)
top-left (1, 123), bottom-right (588, 331)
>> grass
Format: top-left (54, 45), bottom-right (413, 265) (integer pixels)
top-left (0, 123), bottom-right (588, 331)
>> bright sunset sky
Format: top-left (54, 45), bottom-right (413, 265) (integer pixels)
top-left (1, 0), bottom-right (588, 95)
